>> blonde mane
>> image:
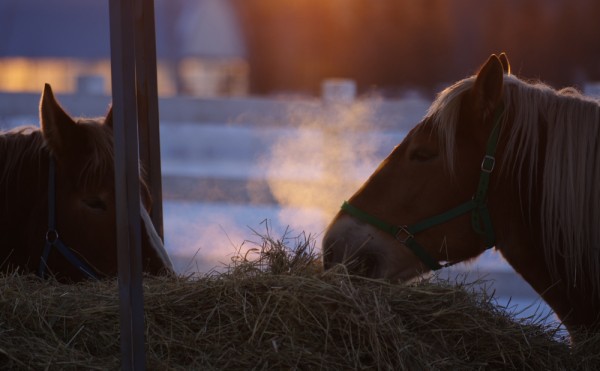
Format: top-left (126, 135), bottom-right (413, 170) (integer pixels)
top-left (426, 74), bottom-right (600, 297)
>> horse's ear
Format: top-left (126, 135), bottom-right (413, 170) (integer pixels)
top-left (498, 52), bottom-right (511, 75)
top-left (104, 106), bottom-right (113, 129)
top-left (40, 83), bottom-right (78, 158)
top-left (472, 55), bottom-right (504, 116)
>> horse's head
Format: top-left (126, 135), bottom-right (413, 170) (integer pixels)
top-left (34, 84), bottom-right (172, 280)
top-left (323, 54), bottom-right (509, 280)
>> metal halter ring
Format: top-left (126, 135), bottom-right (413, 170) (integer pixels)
top-left (45, 229), bottom-right (59, 244)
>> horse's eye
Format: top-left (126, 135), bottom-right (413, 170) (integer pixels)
top-left (409, 149), bottom-right (438, 162)
top-left (83, 197), bottom-right (107, 212)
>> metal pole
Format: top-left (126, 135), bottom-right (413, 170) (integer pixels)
top-left (134, 0), bottom-right (164, 239)
top-left (109, 0), bottom-right (146, 369)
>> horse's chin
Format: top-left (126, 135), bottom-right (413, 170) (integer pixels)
top-left (383, 264), bottom-right (429, 282)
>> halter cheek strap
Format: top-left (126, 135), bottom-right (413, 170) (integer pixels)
top-left (341, 105), bottom-right (504, 271)
top-left (38, 156), bottom-right (100, 280)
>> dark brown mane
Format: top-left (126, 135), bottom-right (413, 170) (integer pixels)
top-left (71, 119), bottom-right (115, 190)
top-left (0, 119), bottom-right (115, 192)
top-left (0, 127), bottom-right (47, 189)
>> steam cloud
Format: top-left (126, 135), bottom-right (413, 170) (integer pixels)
top-left (164, 97), bottom-right (413, 275)
top-left (258, 98), bottom-right (390, 237)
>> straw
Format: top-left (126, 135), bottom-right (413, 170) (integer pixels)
top-left (0, 230), bottom-right (597, 370)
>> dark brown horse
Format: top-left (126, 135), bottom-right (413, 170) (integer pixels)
top-left (0, 84), bottom-right (172, 281)
top-left (323, 54), bottom-right (600, 337)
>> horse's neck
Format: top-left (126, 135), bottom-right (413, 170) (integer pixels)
top-left (514, 246), bottom-right (600, 334)
top-left (494, 186), bottom-right (600, 334)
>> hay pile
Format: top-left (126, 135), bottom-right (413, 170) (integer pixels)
top-left (1, 232), bottom-right (599, 370)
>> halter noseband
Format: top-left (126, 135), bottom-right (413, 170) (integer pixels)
top-left (341, 105), bottom-right (504, 271)
top-left (38, 156), bottom-right (100, 280)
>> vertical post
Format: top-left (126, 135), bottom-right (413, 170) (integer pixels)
top-left (109, 0), bottom-right (146, 369)
top-left (134, 0), bottom-right (164, 239)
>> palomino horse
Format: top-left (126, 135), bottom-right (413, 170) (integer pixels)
top-left (0, 84), bottom-right (173, 281)
top-left (323, 54), bottom-right (600, 337)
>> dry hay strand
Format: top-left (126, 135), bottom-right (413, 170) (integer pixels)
top-left (1, 230), bottom-right (599, 370)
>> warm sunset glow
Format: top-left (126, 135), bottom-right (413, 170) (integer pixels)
top-left (0, 57), bottom-right (248, 97)
top-left (232, 1), bottom-right (600, 96)
top-left (0, 58), bottom-right (110, 93)
top-left (178, 57), bottom-right (249, 97)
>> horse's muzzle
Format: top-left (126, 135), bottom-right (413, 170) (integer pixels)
top-left (322, 213), bottom-right (425, 280)
top-left (322, 214), bottom-right (386, 278)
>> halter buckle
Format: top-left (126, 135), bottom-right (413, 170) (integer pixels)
top-left (394, 225), bottom-right (414, 244)
top-left (481, 155), bottom-right (495, 173)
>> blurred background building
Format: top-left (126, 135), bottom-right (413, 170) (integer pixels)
top-left (0, 0), bottom-right (247, 96)
top-left (234, 0), bottom-right (600, 96)
top-left (0, 0), bottom-right (598, 97)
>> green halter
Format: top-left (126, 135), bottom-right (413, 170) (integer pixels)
top-left (341, 105), bottom-right (504, 271)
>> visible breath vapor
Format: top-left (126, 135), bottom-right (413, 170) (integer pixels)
top-left (163, 97), bottom-right (415, 274)
top-left (259, 98), bottom-right (387, 227)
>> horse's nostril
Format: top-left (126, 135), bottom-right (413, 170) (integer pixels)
top-left (348, 251), bottom-right (380, 278)
top-left (322, 232), bottom-right (381, 277)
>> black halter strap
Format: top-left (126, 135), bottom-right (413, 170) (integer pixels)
top-left (38, 156), bottom-right (100, 280)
